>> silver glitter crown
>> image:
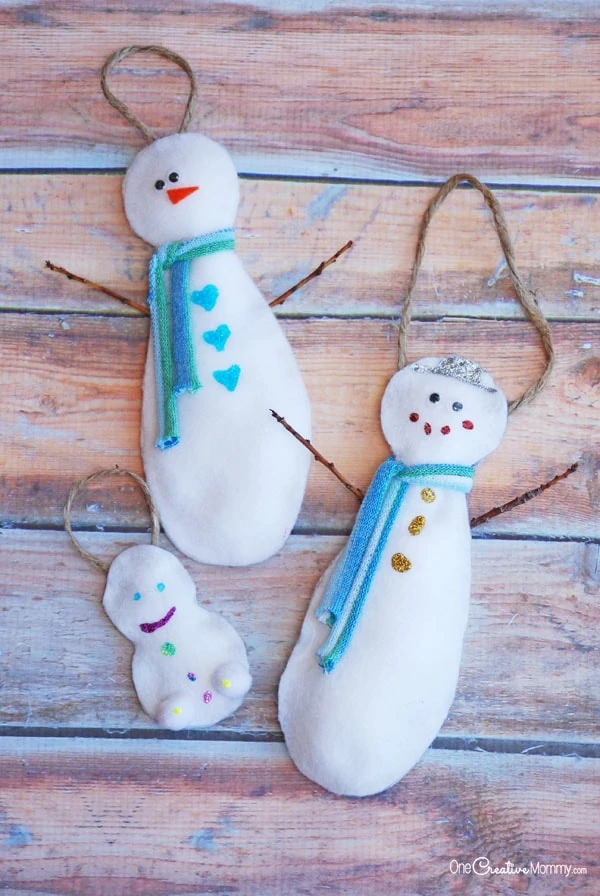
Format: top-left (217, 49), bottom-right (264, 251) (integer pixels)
top-left (412, 355), bottom-right (497, 392)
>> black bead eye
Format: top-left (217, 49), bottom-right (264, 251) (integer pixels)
top-left (429, 393), bottom-right (440, 403)
top-left (154, 179), bottom-right (165, 191)
top-left (168, 171), bottom-right (179, 183)
top-left (452, 401), bottom-right (463, 412)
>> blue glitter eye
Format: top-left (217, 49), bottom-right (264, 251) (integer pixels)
top-left (157, 583), bottom-right (165, 592)
top-left (133, 592), bottom-right (141, 601)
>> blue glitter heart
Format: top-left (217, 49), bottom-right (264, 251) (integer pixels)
top-left (191, 283), bottom-right (219, 311)
top-left (202, 324), bottom-right (231, 352)
top-left (213, 364), bottom-right (241, 392)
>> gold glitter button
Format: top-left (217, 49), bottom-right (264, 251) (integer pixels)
top-left (408, 515), bottom-right (426, 536)
top-left (391, 552), bottom-right (412, 573)
top-left (421, 488), bottom-right (436, 504)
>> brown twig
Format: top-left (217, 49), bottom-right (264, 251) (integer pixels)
top-left (270, 407), bottom-right (579, 524)
top-left (46, 239), bottom-right (352, 315)
top-left (469, 462), bottom-right (579, 528)
top-left (270, 410), bottom-right (364, 501)
top-left (268, 240), bottom-right (353, 308)
top-left (45, 261), bottom-right (150, 316)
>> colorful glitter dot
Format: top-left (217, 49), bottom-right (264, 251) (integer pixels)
top-left (440, 425), bottom-right (451, 435)
top-left (424, 422), bottom-right (432, 435)
top-left (221, 679), bottom-right (231, 689)
top-left (409, 412), bottom-right (419, 422)
top-left (421, 488), bottom-right (436, 504)
top-left (408, 515), bottom-right (426, 536)
top-left (161, 642), bottom-right (176, 656)
top-left (173, 707), bottom-right (182, 715)
top-left (203, 690), bottom-right (213, 704)
top-left (156, 582), bottom-right (165, 592)
top-left (462, 420), bottom-right (474, 430)
top-left (187, 672), bottom-right (197, 682)
top-left (133, 592), bottom-right (141, 601)
top-left (391, 553), bottom-right (411, 573)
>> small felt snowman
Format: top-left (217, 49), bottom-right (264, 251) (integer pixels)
top-left (103, 544), bottom-right (251, 730)
top-left (103, 46), bottom-right (311, 567)
top-left (65, 469), bottom-right (251, 731)
top-left (278, 356), bottom-right (507, 795)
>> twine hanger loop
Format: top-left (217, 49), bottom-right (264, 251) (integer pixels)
top-left (397, 173), bottom-right (555, 414)
top-left (64, 468), bottom-right (161, 572)
top-left (101, 45), bottom-right (198, 143)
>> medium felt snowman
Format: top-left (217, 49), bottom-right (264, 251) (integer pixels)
top-left (279, 355), bottom-right (508, 796)
top-left (105, 47), bottom-right (311, 567)
top-left (103, 543), bottom-right (252, 730)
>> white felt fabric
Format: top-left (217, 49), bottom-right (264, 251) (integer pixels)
top-left (103, 544), bottom-right (251, 730)
top-left (123, 133), bottom-right (311, 566)
top-left (279, 357), bottom-right (507, 796)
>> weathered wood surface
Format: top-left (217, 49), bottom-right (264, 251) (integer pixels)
top-left (0, 312), bottom-right (595, 536)
top-left (1, 530), bottom-right (599, 743)
top-left (1, 0), bottom-right (599, 890)
top-left (2, 2), bottom-right (600, 184)
top-left (0, 738), bottom-right (597, 896)
top-left (5, 175), bottom-right (600, 320)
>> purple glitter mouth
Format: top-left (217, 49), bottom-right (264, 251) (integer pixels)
top-left (140, 605), bottom-right (176, 634)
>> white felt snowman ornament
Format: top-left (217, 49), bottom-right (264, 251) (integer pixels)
top-left (103, 46), bottom-right (311, 566)
top-left (65, 469), bottom-right (251, 731)
top-left (279, 173), bottom-right (555, 797)
top-left (103, 543), bottom-right (251, 730)
top-left (279, 356), bottom-right (507, 796)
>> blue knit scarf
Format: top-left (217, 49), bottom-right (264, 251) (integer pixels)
top-left (147, 228), bottom-right (235, 449)
top-left (316, 457), bottom-right (475, 673)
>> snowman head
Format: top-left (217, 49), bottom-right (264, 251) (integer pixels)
top-left (103, 544), bottom-right (195, 642)
top-left (122, 133), bottom-right (240, 247)
top-left (380, 355), bottom-right (507, 467)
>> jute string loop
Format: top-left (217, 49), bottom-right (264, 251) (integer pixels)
top-left (101, 45), bottom-right (198, 143)
top-left (64, 468), bottom-right (161, 573)
top-left (398, 173), bottom-right (554, 414)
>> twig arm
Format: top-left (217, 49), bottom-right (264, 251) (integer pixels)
top-left (270, 410), bottom-right (364, 501)
top-left (45, 261), bottom-right (149, 316)
top-left (269, 241), bottom-right (353, 308)
top-left (470, 462), bottom-right (579, 528)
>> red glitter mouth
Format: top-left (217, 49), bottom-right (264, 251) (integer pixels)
top-left (140, 606), bottom-right (176, 634)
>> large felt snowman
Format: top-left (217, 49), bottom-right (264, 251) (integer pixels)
top-left (279, 355), bottom-right (507, 796)
top-left (122, 133), bottom-right (311, 566)
top-left (103, 543), bottom-right (252, 730)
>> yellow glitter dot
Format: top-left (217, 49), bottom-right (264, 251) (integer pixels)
top-left (391, 553), bottom-right (412, 573)
top-left (421, 488), bottom-right (436, 504)
top-left (221, 679), bottom-right (231, 689)
top-left (408, 515), bottom-right (426, 536)
top-left (172, 707), bottom-right (182, 715)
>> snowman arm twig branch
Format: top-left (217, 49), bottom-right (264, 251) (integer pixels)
top-left (270, 412), bottom-right (579, 522)
top-left (469, 462), bottom-right (579, 529)
top-left (269, 241), bottom-right (354, 308)
top-left (45, 261), bottom-right (150, 316)
top-left (45, 240), bottom-right (353, 314)
top-left (270, 410), bottom-right (365, 500)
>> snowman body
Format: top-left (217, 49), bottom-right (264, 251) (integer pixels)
top-left (123, 133), bottom-right (311, 566)
top-left (103, 544), bottom-right (252, 730)
top-left (279, 356), bottom-right (507, 796)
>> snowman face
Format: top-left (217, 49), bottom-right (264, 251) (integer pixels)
top-left (102, 544), bottom-right (194, 642)
top-left (380, 357), bottom-right (507, 466)
top-left (122, 133), bottom-right (240, 247)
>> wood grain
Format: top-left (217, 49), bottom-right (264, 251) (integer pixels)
top-left (5, 175), bottom-right (600, 320)
top-left (2, 3), bottom-right (600, 184)
top-left (1, 530), bottom-right (598, 742)
top-left (0, 313), bottom-right (595, 536)
top-left (0, 737), bottom-right (597, 895)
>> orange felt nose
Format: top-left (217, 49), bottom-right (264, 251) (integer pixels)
top-left (167, 185), bottom-right (199, 205)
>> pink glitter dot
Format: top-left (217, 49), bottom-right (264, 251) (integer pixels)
top-left (203, 690), bottom-right (213, 704)
top-left (441, 425), bottom-right (451, 435)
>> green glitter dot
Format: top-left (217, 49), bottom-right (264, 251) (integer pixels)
top-left (161, 642), bottom-right (176, 657)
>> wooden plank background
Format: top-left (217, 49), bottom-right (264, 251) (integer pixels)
top-left (0, 1), bottom-right (598, 893)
